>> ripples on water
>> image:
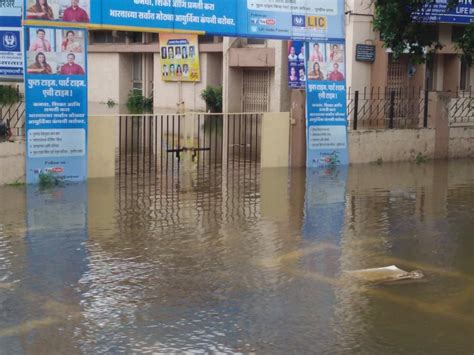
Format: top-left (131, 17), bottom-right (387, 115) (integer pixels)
top-left (0, 161), bottom-right (474, 354)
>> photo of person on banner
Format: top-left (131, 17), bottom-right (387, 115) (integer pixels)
top-left (308, 62), bottom-right (325, 81)
top-left (329, 44), bottom-right (344, 63)
top-left (29, 29), bottom-right (52, 52)
top-left (327, 63), bottom-right (345, 81)
top-left (61, 0), bottom-right (90, 23)
top-left (310, 43), bottom-right (324, 62)
top-left (27, 52), bottom-right (53, 74)
top-left (289, 66), bottom-right (298, 81)
top-left (26, 0), bottom-right (55, 20)
top-left (59, 53), bottom-right (85, 75)
top-left (61, 30), bottom-right (83, 53)
top-left (288, 46), bottom-right (297, 61)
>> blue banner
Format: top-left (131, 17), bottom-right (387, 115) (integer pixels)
top-left (288, 40), bottom-right (305, 89)
top-left (24, 26), bottom-right (88, 184)
top-left (0, 0), bottom-right (23, 79)
top-left (305, 39), bottom-right (348, 167)
top-left (414, 0), bottom-right (474, 24)
top-left (24, 0), bottom-right (344, 41)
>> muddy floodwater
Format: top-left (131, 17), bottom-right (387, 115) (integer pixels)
top-left (1, 160), bottom-right (474, 354)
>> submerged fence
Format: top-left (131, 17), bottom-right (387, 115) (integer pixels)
top-left (347, 87), bottom-right (428, 130)
top-left (116, 113), bottom-right (262, 177)
top-left (0, 85), bottom-right (24, 138)
top-left (447, 89), bottom-right (474, 125)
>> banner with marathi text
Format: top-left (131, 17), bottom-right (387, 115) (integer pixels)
top-left (23, 0), bottom-right (344, 41)
top-left (24, 25), bottom-right (88, 183)
top-left (159, 33), bottom-right (200, 82)
top-left (304, 0), bottom-right (348, 167)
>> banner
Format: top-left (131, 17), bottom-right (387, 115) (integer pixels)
top-left (160, 33), bottom-right (200, 82)
top-left (414, 1), bottom-right (474, 24)
top-left (305, 0), bottom-right (348, 168)
top-left (244, 0), bottom-right (344, 40)
top-left (24, 0), bottom-right (344, 41)
top-left (287, 40), bottom-right (305, 89)
top-left (24, 25), bottom-right (88, 184)
top-left (0, 0), bottom-right (23, 80)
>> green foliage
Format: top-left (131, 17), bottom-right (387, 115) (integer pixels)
top-left (6, 179), bottom-right (25, 187)
top-left (455, 24), bottom-right (474, 66)
top-left (0, 86), bottom-right (22, 104)
top-left (201, 85), bottom-right (222, 113)
top-left (373, 0), bottom-right (474, 65)
top-left (106, 98), bottom-right (117, 108)
top-left (415, 153), bottom-right (429, 164)
top-left (38, 171), bottom-right (62, 188)
top-left (126, 91), bottom-right (153, 114)
top-left (376, 158), bottom-right (384, 166)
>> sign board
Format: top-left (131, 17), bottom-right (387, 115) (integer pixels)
top-left (288, 40), bottom-right (306, 89)
top-left (24, 26), bottom-right (88, 184)
top-left (0, 0), bottom-right (23, 80)
top-left (304, 0), bottom-right (348, 168)
top-left (355, 44), bottom-right (375, 63)
top-left (23, 0), bottom-right (344, 41)
top-left (160, 33), bottom-right (200, 82)
top-left (414, 0), bottom-right (474, 24)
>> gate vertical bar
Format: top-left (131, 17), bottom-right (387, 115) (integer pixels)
top-left (389, 91), bottom-right (395, 129)
top-left (125, 116), bottom-right (129, 175)
top-left (119, 116), bottom-right (122, 176)
top-left (423, 90), bottom-right (429, 128)
top-left (354, 91), bottom-right (359, 130)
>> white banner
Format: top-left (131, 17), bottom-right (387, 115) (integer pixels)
top-left (247, 0), bottom-right (338, 15)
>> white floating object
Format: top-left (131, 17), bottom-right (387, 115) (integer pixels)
top-left (345, 265), bottom-right (424, 283)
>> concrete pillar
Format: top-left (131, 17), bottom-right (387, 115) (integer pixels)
top-left (428, 92), bottom-right (449, 160)
top-left (0, 141), bottom-right (25, 185)
top-left (260, 112), bottom-right (290, 168)
top-left (260, 168), bottom-right (289, 220)
top-left (290, 90), bottom-right (306, 167)
top-left (88, 116), bottom-right (116, 178)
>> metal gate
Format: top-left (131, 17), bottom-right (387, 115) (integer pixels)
top-left (116, 113), bottom-right (262, 177)
top-left (242, 70), bottom-right (270, 112)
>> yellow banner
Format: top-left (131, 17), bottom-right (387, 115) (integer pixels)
top-left (159, 33), bottom-right (200, 82)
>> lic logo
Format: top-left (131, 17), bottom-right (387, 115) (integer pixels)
top-left (3, 32), bottom-right (17, 50)
top-left (292, 15), bottom-right (305, 27)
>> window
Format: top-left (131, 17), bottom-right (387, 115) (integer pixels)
top-left (132, 54), bottom-right (143, 94)
top-left (247, 38), bottom-right (266, 46)
top-left (90, 30), bottom-right (126, 44)
top-left (460, 59), bottom-right (471, 91)
top-left (426, 55), bottom-right (436, 91)
top-left (128, 32), bottom-right (143, 44)
top-left (452, 26), bottom-right (465, 42)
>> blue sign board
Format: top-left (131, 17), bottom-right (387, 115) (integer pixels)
top-left (24, 0), bottom-right (344, 41)
top-left (414, 0), bottom-right (474, 24)
top-left (288, 40), bottom-right (306, 89)
top-left (0, 0), bottom-right (23, 79)
top-left (304, 0), bottom-right (348, 168)
top-left (24, 26), bottom-right (88, 184)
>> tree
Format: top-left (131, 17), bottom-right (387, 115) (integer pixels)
top-left (373, 0), bottom-right (474, 64)
top-left (200, 85), bottom-right (222, 113)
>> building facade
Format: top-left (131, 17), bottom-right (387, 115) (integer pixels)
top-left (87, 32), bottom-right (290, 114)
top-left (346, 0), bottom-right (474, 95)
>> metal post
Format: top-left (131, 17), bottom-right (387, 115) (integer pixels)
top-left (353, 91), bottom-right (359, 130)
top-left (423, 90), bottom-right (429, 128)
top-left (389, 90), bottom-right (395, 129)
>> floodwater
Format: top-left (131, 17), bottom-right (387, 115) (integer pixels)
top-left (1, 160), bottom-right (474, 354)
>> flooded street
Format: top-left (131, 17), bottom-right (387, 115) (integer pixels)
top-left (1, 160), bottom-right (474, 354)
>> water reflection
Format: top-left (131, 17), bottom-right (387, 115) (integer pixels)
top-left (0, 160), bottom-right (474, 353)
